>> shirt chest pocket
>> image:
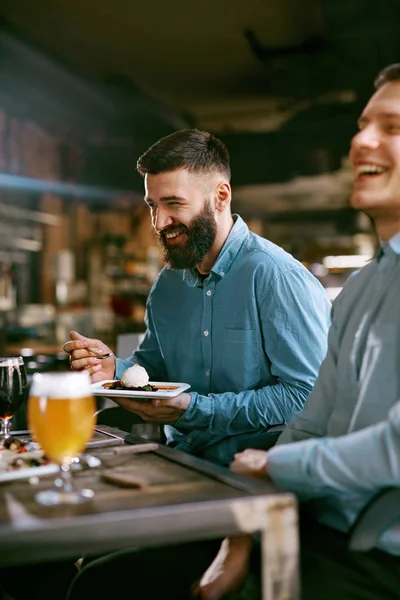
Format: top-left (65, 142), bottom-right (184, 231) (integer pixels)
top-left (221, 329), bottom-right (261, 391)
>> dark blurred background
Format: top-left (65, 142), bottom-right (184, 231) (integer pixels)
top-left (0, 0), bottom-right (398, 360)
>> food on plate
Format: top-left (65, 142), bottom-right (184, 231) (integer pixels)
top-left (0, 436), bottom-right (50, 473)
top-left (105, 364), bottom-right (159, 392)
top-left (120, 364), bottom-right (150, 388)
top-left (104, 380), bottom-right (157, 392)
top-left (100, 366), bottom-right (184, 394)
top-left (101, 381), bottom-right (179, 392)
top-left (3, 436), bottom-right (27, 452)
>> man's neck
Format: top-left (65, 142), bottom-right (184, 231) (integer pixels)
top-left (375, 217), bottom-right (400, 242)
top-left (197, 215), bottom-right (235, 275)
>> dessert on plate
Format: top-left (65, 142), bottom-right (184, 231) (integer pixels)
top-left (105, 364), bottom-right (159, 392)
top-left (121, 364), bottom-right (150, 388)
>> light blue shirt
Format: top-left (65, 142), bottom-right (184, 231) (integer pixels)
top-left (268, 231), bottom-right (400, 554)
top-left (116, 215), bottom-right (331, 465)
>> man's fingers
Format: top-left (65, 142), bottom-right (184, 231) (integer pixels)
top-left (71, 355), bottom-right (100, 369)
top-left (63, 331), bottom-right (105, 356)
top-left (62, 338), bottom-right (78, 354)
top-left (114, 400), bottom-right (148, 420)
top-left (63, 338), bottom-right (86, 355)
top-left (69, 330), bottom-right (88, 342)
top-left (113, 399), bottom-right (163, 421)
top-left (84, 363), bottom-right (103, 377)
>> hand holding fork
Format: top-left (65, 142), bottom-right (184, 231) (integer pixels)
top-left (62, 330), bottom-right (115, 382)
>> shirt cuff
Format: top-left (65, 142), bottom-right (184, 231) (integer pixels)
top-left (115, 357), bottom-right (133, 379)
top-left (174, 392), bottom-right (213, 431)
top-left (267, 440), bottom-right (321, 499)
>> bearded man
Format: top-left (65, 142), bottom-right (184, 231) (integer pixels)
top-left (64, 128), bottom-right (331, 467)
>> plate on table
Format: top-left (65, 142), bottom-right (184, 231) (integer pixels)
top-left (0, 454), bottom-right (102, 484)
top-left (0, 441), bottom-right (59, 483)
top-left (0, 462), bottom-right (60, 484)
top-left (0, 427), bottom-right (123, 483)
top-left (90, 380), bottom-right (191, 401)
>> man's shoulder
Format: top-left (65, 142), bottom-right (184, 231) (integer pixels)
top-left (339, 259), bottom-right (376, 293)
top-left (240, 232), bottom-right (308, 275)
top-left (332, 259), bottom-right (376, 312)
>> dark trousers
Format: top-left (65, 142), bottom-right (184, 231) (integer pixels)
top-left (66, 515), bottom-right (400, 600)
top-left (300, 515), bottom-right (400, 600)
top-left (0, 560), bottom-right (78, 600)
top-left (67, 539), bottom-right (223, 600)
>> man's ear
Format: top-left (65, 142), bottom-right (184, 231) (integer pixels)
top-left (215, 182), bottom-right (231, 212)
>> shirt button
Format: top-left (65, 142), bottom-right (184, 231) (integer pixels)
top-left (219, 270), bottom-right (224, 277)
top-left (203, 330), bottom-right (209, 337)
top-left (186, 437), bottom-right (192, 444)
top-left (205, 370), bottom-right (210, 377)
top-left (206, 290), bottom-right (212, 296)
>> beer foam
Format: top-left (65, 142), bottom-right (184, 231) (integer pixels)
top-left (30, 371), bottom-right (92, 399)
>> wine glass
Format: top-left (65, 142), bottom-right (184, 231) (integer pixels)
top-left (0, 356), bottom-right (28, 442)
top-left (28, 370), bottom-right (96, 506)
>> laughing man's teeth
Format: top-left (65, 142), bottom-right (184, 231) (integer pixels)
top-left (166, 229), bottom-right (184, 239)
top-left (356, 164), bottom-right (386, 175)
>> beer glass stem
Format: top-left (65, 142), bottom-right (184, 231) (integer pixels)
top-left (59, 463), bottom-right (74, 494)
top-left (0, 418), bottom-right (11, 440)
top-left (36, 460), bottom-right (94, 506)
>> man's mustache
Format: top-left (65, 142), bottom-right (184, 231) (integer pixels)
top-left (156, 225), bottom-right (190, 241)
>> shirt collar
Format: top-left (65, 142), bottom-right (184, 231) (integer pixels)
top-left (376, 230), bottom-right (400, 262)
top-left (183, 214), bottom-right (248, 287)
top-left (388, 231), bottom-right (400, 255)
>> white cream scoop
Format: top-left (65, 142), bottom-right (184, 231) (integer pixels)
top-left (120, 364), bottom-right (150, 388)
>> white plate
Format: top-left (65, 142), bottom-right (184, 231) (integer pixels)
top-left (90, 380), bottom-right (191, 400)
top-left (0, 456), bottom-right (102, 484)
top-left (0, 462), bottom-right (59, 483)
top-left (0, 446), bottom-right (102, 484)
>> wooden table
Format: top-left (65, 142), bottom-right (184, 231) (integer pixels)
top-left (0, 427), bottom-right (299, 600)
top-left (6, 341), bottom-right (64, 356)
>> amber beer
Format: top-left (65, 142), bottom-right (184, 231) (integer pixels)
top-left (28, 371), bottom-right (96, 465)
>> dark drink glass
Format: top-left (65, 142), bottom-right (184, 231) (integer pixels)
top-left (0, 357), bottom-right (28, 441)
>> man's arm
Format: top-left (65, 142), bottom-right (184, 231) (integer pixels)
top-left (276, 308), bottom-right (340, 445)
top-left (175, 269), bottom-right (331, 442)
top-left (277, 272), bottom-right (358, 446)
top-left (268, 399), bottom-right (400, 500)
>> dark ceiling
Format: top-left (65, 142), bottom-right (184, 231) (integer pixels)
top-left (1, 0), bottom-right (400, 219)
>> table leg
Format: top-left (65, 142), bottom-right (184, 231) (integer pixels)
top-left (261, 497), bottom-right (299, 600)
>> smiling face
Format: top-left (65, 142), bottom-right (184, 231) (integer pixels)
top-left (349, 81), bottom-right (400, 225)
top-left (144, 168), bottom-right (218, 269)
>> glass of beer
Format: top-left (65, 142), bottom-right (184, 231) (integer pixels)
top-left (28, 371), bottom-right (96, 506)
top-left (0, 356), bottom-right (28, 442)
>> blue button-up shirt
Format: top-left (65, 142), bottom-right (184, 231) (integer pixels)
top-left (268, 231), bottom-right (400, 554)
top-left (116, 215), bottom-right (331, 465)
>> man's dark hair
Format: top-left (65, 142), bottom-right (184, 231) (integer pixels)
top-left (137, 128), bottom-right (231, 181)
top-left (374, 64), bottom-right (400, 89)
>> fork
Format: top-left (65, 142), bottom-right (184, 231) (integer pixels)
top-left (88, 349), bottom-right (114, 360)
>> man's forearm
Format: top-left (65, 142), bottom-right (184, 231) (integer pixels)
top-left (268, 405), bottom-right (400, 499)
top-left (175, 382), bottom-right (311, 436)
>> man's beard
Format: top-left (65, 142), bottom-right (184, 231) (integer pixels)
top-left (155, 201), bottom-right (217, 269)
